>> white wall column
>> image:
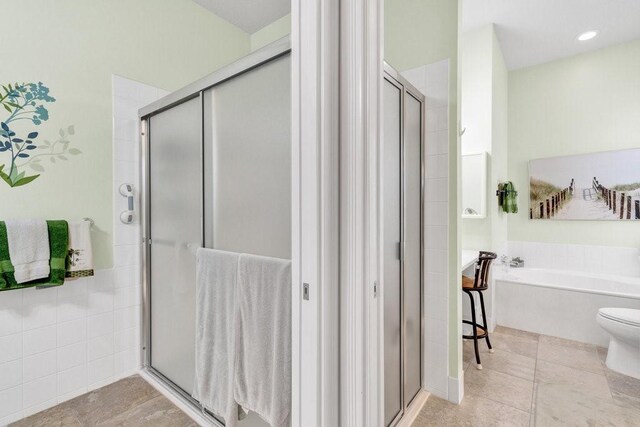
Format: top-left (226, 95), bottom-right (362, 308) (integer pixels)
top-left (340, 0), bottom-right (384, 425)
top-left (291, 0), bottom-right (340, 426)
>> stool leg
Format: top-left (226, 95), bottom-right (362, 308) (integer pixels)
top-left (478, 291), bottom-right (494, 353)
top-left (468, 291), bottom-right (482, 369)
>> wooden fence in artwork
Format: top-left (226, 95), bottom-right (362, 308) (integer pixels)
top-left (530, 179), bottom-right (575, 219)
top-left (593, 177), bottom-right (640, 220)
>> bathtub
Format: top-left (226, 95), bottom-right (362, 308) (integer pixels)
top-left (494, 268), bottom-right (640, 346)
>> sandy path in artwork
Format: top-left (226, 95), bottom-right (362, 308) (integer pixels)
top-left (554, 188), bottom-right (619, 220)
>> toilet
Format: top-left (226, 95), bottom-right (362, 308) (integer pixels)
top-left (597, 308), bottom-right (640, 379)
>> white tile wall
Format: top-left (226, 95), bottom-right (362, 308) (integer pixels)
top-left (0, 76), bottom-right (167, 426)
top-left (0, 272), bottom-right (137, 425)
top-left (403, 59), bottom-right (452, 400)
top-left (507, 241), bottom-right (640, 278)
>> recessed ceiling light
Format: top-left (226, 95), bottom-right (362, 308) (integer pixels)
top-left (577, 30), bottom-right (599, 41)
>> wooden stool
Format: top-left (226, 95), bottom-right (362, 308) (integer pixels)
top-left (462, 251), bottom-right (497, 370)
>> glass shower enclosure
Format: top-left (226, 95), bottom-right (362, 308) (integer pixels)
top-left (139, 38), bottom-right (291, 426)
top-left (382, 63), bottom-right (425, 427)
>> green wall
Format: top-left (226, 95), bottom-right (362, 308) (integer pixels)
top-left (461, 26), bottom-right (494, 250)
top-left (508, 39), bottom-right (640, 249)
top-left (460, 25), bottom-right (508, 253)
top-left (251, 14), bottom-right (291, 51)
top-left (490, 29), bottom-right (509, 254)
top-left (385, 0), bottom-right (459, 71)
top-left (0, 0), bottom-right (250, 268)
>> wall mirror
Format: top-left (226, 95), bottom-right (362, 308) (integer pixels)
top-left (461, 152), bottom-right (488, 218)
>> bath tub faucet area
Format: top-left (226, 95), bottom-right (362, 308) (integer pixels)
top-left (509, 257), bottom-right (525, 268)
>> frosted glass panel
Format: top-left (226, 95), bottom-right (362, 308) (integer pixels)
top-left (204, 55), bottom-right (291, 259)
top-left (149, 97), bottom-right (202, 393)
top-left (403, 94), bottom-right (422, 405)
top-left (383, 78), bottom-right (402, 426)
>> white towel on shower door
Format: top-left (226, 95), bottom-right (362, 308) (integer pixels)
top-left (5, 219), bottom-right (50, 284)
top-left (193, 248), bottom-right (240, 427)
top-left (234, 253), bottom-right (292, 427)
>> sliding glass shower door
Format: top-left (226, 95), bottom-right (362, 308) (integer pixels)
top-left (148, 97), bottom-right (202, 394)
top-left (142, 41), bottom-right (291, 426)
top-left (203, 55), bottom-right (291, 259)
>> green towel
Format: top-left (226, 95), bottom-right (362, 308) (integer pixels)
top-left (37, 220), bottom-right (69, 288)
top-left (497, 183), bottom-right (506, 207)
top-left (0, 222), bottom-right (19, 290)
top-left (0, 220), bottom-right (68, 291)
top-left (503, 181), bottom-right (518, 214)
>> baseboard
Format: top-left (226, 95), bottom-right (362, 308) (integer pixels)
top-left (447, 372), bottom-right (464, 404)
top-left (139, 369), bottom-right (218, 427)
top-left (396, 389), bottom-right (430, 427)
top-left (425, 383), bottom-right (448, 400)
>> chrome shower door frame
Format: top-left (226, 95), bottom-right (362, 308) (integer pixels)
top-left (382, 62), bottom-right (426, 427)
top-left (139, 37), bottom-right (291, 423)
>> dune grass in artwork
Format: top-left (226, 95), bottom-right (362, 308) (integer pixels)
top-left (529, 148), bottom-right (640, 220)
top-left (530, 178), bottom-right (561, 204)
top-left (611, 182), bottom-right (640, 192)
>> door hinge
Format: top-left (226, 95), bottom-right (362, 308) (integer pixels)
top-left (373, 281), bottom-right (378, 298)
top-left (303, 282), bottom-right (310, 301)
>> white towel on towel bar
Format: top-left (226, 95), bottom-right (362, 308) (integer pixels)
top-left (193, 248), bottom-right (241, 427)
top-left (234, 253), bottom-right (292, 427)
top-left (5, 219), bottom-right (50, 284)
top-left (66, 220), bottom-right (94, 278)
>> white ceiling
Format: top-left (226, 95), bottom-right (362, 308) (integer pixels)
top-left (462, 0), bottom-right (640, 70)
top-left (192, 0), bottom-right (290, 33)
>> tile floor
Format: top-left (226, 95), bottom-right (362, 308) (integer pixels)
top-left (10, 328), bottom-right (640, 426)
top-left (9, 375), bottom-right (196, 427)
top-left (413, 326), bottom-right (640, 426)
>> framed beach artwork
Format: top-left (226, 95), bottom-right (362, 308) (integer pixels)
top-left (528, 148), bottom-right (640, 220)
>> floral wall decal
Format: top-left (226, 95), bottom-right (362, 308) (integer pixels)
top-left (0, 82), bottom-right (81, 187)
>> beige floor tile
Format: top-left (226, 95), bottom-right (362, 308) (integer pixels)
top-left (412, 394), bottom-right (530, 427)
top-left (67, 376), bottom-right (161, 425)
top-left (9, 376), bottom-right (197, 427)
top-left (612, 390), bottom-right (640, 412)
top-left (597, 346), bottom-right (608, 365)
top-left (494, 326), bottom-right (540, 342)
top-left (463, 340), bottom-right (487, 365)
top-left (9, 405), bottom-right (81, 427)
top-left (98, 395), bottom-right (198, 427)
top-left (606, 369), bottom-right (640, 400)
top-left (491, 332), bottom-right (539, 359)
top-left (465, 366), bottom-right (534, 412)
top-left (476, 348), bottom-right (536, 381)
top-left (465, 331), bottom-right (539, 360)
top-left (463, 340), bottom-right (474, 363)
top-left (537, 341), bottom-right (604, 375)
top-left (538, 334), bottom-right (598, 352)
top-left (532, 382), bottom-right (640, 427)
top-left (535, 360), bottom-right (611, 399)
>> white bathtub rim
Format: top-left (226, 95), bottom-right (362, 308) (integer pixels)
top-left (494, 268), bottom-right (640, 301)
